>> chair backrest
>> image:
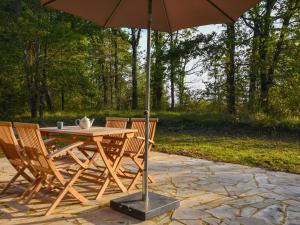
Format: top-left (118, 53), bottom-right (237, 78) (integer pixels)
top-left (105, 117), bottom-right (129, 138)
top-left (131, 118), bottom-right (158, 141)
top-left (105, 117), bottom-right (129, 129)
top-left (0, 121), bottom-right (25, 168)
top-left (126, 118), bottom-right (158, 155)
top-left (14, 123), bottom-right (55, 175)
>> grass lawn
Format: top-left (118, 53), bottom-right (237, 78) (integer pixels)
top-left (156, 130), bottom-right (300, 174)
top-left (1, 111), bottom-right (299, 173)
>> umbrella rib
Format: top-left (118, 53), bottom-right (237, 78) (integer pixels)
top-left (42, 0), bottom-right (57, 6)
top-left (162, 0), bottom-right (172, 33)
top-left (207, 0), bottom-right (235, 23)
top-left (104, 0), bottom-right (123, 28)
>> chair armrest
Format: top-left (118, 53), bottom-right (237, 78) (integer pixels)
top-left (135, 136), bottom-right (155, 145)
top-left (47, 141), bottom-right (84, 159)
top-left (43, 138), bottom-right (56, 146)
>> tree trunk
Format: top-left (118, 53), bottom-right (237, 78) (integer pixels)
top-left (178, 59), bottom-right (187, 109)
top-left (248, 38), bottom-right (259, 111)
top-left (24, 43), bottom-right (31, 116)
top-left (130, 28), bottom-right (141, 110)
top-left (109, 60), bottom-right (113, 108)
top-left (152, 31), bottom-right (164, 111)
top-left (39, 94), bottom-right (44, 118)
top-left (102, 72), bottom-right (108, 107)
top-left (45, 89), bottom-right (53, 111)
top-left (61, 88), bottom-right (65, 111)
top-left (170, 33), bottom-right (176, 110)
top-left (39, 40), bottom-right (48, 118)
top-left (34, 39), bottom-right (41, 118)
top-left (43, 38), bottom-right (53, 112)
top-left (226, 22), bottom-right (236, 114)
top-left (259, 0), bottom-right (276, 112)
top-left (248, 14), bottom-right (260, 112)
top-left (14, 0), bottom-right (22, 16)
top-left (100, 62), bottom-right (108, 107)
top-left (112, 29), bottom-right (120, 110)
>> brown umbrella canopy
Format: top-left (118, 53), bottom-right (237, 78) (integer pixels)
top-left (41, 0), bottom-right (259, 33)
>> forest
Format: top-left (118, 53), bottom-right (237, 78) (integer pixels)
top-left (0, 0), bottom-right (299, 120)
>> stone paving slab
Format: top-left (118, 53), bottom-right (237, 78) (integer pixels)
top-left (0, 152), bottom-right (299, 225)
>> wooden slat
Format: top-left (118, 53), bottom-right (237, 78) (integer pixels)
top-left (106, 117), bottom-right (129, 122)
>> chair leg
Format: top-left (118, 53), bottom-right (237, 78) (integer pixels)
top-left (20, 170), bottom-right (34, 183)
top-left (148, 175), bottom-right (155, 183)
top-left (96, 179), bottom-right (110, 200)
top-left (127, 171), bottom-right (142, 192)
top-left (19, 177), bottom-right (42, 202)
top-left (127, 157), bottom-right (154, 191)
top-left (68, 186), bottom-right (88, 203)
top-left (96, 155), bottom-right (124, 200)
top-left (81, 150), bottom-right (98, 166)
top-left (45, 168), bottom-right (87, 216)
top-left (127, 173), bottom-right (154, 191)
top-left (0, 168), bottom-right (24, 195)
top-left (23, 179), bottom-right (43, 204)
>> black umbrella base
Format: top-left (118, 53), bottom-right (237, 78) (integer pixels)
top-left (110, 192), bottom-right (180, 221)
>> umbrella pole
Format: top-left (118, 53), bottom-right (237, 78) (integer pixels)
top-left (142, 0), bottom-right (153, 204)
top-left (110, 1), bottom-right (179, 220)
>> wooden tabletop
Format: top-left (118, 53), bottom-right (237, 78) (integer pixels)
top-left (40, 126), bottom-right (137, 137)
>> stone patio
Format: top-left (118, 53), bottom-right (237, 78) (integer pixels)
top-left (0, 152), bottom-right (299, 225)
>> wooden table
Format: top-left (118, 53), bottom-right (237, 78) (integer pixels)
top-left (40, 126), bottom-right (137, 199)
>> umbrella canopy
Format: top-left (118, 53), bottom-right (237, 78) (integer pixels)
top-left (41, 0), bottom-right (259, 33)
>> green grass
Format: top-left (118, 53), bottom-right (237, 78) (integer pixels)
top-left (156, 130), bottom-right (300, 174)
top-left (1, 111), bottom-right (299, 173)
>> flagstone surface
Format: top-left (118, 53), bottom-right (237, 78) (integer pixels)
top-left (0, 152), bottom-right (299, 225)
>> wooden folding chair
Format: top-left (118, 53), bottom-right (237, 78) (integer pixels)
top-left (80, 117), bottom-right (129, 199)
top-left (14, 122), bottom-right (97, 216)
top-left (78, 116), bottom-right (129, 168)
top-left (79, 116), bottom-right (128, 162)
top-left (0, 122), bottom-right (34, 194)
top-left (106, 118), bottom-right (158, 192)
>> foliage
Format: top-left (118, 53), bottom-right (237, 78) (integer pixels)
top-left (0, 0), bottom-right (299, 119)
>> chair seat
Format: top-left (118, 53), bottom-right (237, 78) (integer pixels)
top-left (79, 144), bottom-right (120, 154)
top-left (80, 144), bottom-right (143, 159)
top-left (79, 144), bottom-right (97, 152)
top-left (54, 155), bottom-right (83, 169)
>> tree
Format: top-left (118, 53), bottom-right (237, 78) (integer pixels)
top-left (130, 28), bottom-right (141, 110)
top-left (169, 32), bottom-right (178, 110)
top-left (225, 22), bottom-right (236, 114)
top-left (152, 31), bottom-right (166, 111)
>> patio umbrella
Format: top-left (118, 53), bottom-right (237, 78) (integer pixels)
top-left (41, 0), bottom-right (260, 220)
